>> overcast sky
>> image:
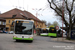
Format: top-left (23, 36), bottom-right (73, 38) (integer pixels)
top-left (0, 0), bottom-right (64, 27)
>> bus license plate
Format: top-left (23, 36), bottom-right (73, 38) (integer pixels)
top-left (22, 36), bottom-right (24, 38)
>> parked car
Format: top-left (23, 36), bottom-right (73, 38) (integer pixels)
top-left (9, 31), bottom-right (14, 34)
top-left (3, 30), bottom-right (8, 33)
top-left (0, 30), bottom-right (3, 33)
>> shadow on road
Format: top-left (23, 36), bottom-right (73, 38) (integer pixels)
top-left (14, 40), bottom-right (33, 43)
top-left (49, 36), bottom-right (57, 38)
top-left (39, 36), bottom-right (49, 37)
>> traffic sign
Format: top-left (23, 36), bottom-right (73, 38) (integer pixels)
top-left (56, 26), bottom-right (59, 30)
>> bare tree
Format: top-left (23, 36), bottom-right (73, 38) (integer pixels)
top-left (47, 22), bottom-right (52, 27)
top-left (52, 21), bottom-right (60, 27)
top-left (47, 0), bottom-right (75, 39)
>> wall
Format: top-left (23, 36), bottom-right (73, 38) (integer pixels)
top-left (6, 19), bottom-right (25, 31)
top-left (0, 19), bottom-right (6, 30)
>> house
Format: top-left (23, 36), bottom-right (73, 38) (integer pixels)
top-left (0, 18), bottom-right (6, 31)
top-left (0, 8), bottom-right (46, 31)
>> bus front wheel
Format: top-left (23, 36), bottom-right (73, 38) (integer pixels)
top-left (16, 40), bottom-right (19, 42)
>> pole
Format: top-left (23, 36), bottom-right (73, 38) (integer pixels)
top-left (62, 0), bottom-right (64, 40)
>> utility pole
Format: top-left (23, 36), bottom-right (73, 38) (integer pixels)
top-left (62, 0), bottom-right (64, 38)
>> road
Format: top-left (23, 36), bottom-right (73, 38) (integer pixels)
top-left (0, 33), bottom-right (75, 50)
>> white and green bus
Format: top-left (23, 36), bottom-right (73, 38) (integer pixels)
top-left (40, 28), bottom-right (49, 36)
top-left (13, 20), bottom-right (34, 42)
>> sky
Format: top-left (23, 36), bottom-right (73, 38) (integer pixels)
top-left (0, 0), bottom-right (64, 27)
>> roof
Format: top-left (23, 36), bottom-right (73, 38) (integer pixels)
top-left (0, 8), bottom-right (41, 22)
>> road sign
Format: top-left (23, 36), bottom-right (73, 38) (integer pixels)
top-left (56, 26), bottom-right (59, 30)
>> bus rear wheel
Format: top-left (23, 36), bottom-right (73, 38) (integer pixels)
top-left (29, 40), bottom-right (33, 43)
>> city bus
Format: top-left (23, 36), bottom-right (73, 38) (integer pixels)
top-left (48, 27), bottom-right (57, 37)
top-left (13, 20), bottom-right (34, 42)
top-left (40, 28), bottom-right (49, 36)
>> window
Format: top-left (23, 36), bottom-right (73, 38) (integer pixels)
top-left (3, 22), bottom-right (6, 25)
top-left (9, 20), bottom-right (10, 23)
top-left (15, 21), bottom-right (33, 35)
top-left (11, 26), bottom-right (14, 31)
top-left (49, 27), bottom-right (56, 33)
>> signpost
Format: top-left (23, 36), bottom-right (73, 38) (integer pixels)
top-left (55, 26), bottom-right (59, 41)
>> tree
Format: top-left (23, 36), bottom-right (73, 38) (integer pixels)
top-left (52, 21), bottom-right (60, 27)
top-left (47, 22), bottom-right (52, 27)
top-left (47, 0), bottom-right (75, 39)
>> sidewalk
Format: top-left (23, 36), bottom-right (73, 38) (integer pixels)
top-left (33, 33), bottom-right (37, 36)
top-left (51, 37), bottom-right (75, 43)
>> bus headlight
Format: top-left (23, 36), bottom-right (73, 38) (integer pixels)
top-left (13, 36), bottom-right (17, 38)
top-left (29, 37), bottom-right (33, 38)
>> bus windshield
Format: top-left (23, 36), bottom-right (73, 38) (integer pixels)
top-left (49, 27), bottom-right (56, 33)
top-left (41, 29), bottom-right (48, 33)
top-left (15, 21), bottom-right (33, 35)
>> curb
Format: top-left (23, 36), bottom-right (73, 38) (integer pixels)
top-left (51, 38), bottom-right (75, 43)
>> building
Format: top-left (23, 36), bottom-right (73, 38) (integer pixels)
top-left (0, 18), bottom-right (6, 30)
top-left (0, 8), bottom-right (46, 31)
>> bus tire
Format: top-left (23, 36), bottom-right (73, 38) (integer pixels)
top-left (30, 40), bottom-right (33, 43)
top-left (16, 40), bottom-right (19, 42)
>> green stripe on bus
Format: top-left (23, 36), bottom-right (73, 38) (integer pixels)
top-left (40, 34), bottom-right (48, 36)
top-left (13, 38), bottom-right (33, 40)
top-left (48, 33), bottom-right (57, 37)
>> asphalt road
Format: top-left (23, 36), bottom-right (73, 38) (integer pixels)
top-left (0, 33), bottom-right (75, 50)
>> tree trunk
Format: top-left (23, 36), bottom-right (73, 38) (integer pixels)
top-left (66, 11), bottom-right (72, 39)
top-left (66, 27), bottom-right (71, 39)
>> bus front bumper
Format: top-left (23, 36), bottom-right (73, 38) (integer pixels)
top-left (48, 33), bottom-right (57, 37)
top-left (13, 37), bottom-right (33, 40)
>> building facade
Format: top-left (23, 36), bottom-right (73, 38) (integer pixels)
top-left (0, 8), bottom-right (46, 31)
top-left (0, 18), bottom-right (6, 30)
